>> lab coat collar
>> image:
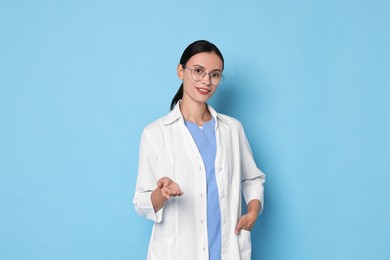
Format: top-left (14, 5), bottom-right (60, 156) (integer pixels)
top-left (162, 100), bottom-right (223, 127)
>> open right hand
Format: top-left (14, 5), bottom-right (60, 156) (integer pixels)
top-left (157, 177), bottom-right (184, 200)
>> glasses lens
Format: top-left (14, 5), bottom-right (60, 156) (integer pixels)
top-left (210, 72), bottom-right (222, 86)
top-left (191, 67), bottom-right (205, 81)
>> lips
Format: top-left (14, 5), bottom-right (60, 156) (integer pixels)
top-left (196, 87), bottom-right (211, 95)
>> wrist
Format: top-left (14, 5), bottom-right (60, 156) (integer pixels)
top-left (247, 200), bottom-right (261, 216)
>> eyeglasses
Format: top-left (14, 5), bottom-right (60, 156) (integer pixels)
top-left (182, 65), bottom-right (224, 86)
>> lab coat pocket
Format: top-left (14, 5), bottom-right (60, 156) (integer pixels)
top-left (238, 230), bottom-right (252, 260)
top-left (148, 236), bottom-right (176, 260)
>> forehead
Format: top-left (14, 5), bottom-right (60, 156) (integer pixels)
top-left (186, 52), bottom-right (223, 70)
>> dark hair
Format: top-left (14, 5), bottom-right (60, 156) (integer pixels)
top-left (170, 40), bottom-right (224, 110)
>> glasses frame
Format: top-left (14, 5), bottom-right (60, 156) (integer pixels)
top-left (182, 64), bottom-right (224, 86)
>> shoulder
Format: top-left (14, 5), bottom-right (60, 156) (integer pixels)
top-left (217, 112), bottom-right (244, 130)
top-left (208, 104), bottom-right (243, 130)
top-left (142, 110), bottom-right (180, 135)
top-left (142, 116), bottom-right (166, 134)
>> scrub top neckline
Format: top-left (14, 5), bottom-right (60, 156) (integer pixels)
top-left (185, 117), bottom-right (215, 129)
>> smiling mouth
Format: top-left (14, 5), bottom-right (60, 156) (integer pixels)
top-left (196, 87), bottom-right (211, 95)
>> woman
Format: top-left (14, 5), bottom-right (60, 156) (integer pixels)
top-left (133, 40), bottom-right (265, 260)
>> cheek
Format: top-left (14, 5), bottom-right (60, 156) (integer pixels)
top-left (182, 81), bottom-right (195, 95)
top-left (183, 78), bottom-right (197, 89)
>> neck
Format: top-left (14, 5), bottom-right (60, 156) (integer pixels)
top-left (180, 98), bottom-right (211, 126)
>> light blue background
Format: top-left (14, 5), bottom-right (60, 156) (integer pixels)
top-left (1, 1), bottom-right (389, 259)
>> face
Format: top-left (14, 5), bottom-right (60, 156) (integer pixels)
top-left (177, 52), bottom-right (223, 105)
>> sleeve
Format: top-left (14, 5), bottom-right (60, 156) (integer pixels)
top-left (239, 124), bottom-right (266, 213)
top-left (133, 128), bottom-right (164, 223)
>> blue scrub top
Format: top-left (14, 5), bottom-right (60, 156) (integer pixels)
top-left (185, 118), bottom-right (221, 260)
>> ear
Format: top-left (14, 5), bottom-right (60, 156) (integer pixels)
top-left (177, 64), bottom-right (184, 80)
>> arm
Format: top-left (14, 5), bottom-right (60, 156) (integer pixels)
top-left (133, 129), bottom-right (183, 222)
top-left (235, 124), bottom-right (266, 233)
top-left (133, 129), bottom-right (163, 222)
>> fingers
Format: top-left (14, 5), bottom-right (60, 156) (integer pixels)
top-left (160, 190), bottom-right (171, 200)
top-left (157, 177), bottom-right (171, 188)
top-left (235, 216), bottom-right (246, 234)
top-left (160, 187), bottom-right (183, 200)
top-left (164, 186), bottom-right (184, 196)
top-left (235, 214), bottom-right (257, 234)
top-left (157, 177), bottom-right (183, 200)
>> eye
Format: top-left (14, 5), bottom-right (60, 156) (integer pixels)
top-left (194, 67), bottom-right (205, 75)
top-left (211, 72), bottom-right (221, 78)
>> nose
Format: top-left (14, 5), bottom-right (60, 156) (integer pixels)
top-left (202, 73), bottom-right (211, 86)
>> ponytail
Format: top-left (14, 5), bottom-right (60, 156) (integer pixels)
top-left (170, 84), bottom-right (183, 111)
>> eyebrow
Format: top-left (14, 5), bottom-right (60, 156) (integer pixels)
top-left (191, 64), bottom-right (222, 72)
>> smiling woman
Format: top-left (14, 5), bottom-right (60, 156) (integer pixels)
top-left (133, 40), bottom-right (266, 260)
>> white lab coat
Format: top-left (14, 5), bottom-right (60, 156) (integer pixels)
top-left (133, 102), bottom-right (265, 260)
